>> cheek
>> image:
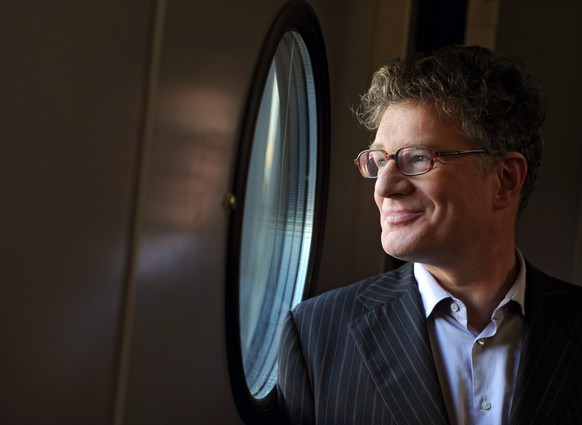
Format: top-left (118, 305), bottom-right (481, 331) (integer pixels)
top-left (373, 192), bottom-right (383, 211)
top-left (430, 188), bottom-right (485, 231)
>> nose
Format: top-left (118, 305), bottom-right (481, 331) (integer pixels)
top-left (374, 158), bottom-right (413, 198)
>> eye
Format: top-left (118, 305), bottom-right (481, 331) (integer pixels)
top-left (411, 154), bottom-right (430, 163)
top-left (368, 151), bottom-right (386, 168)
top-left (398, 147), bottom-right (434, 174)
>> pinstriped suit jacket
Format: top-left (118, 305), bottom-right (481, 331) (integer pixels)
top-left (277, 262), bottom-right (582, 425)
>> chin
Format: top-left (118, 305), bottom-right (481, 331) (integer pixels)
top-left (382, 243), bottom-right (413, 263)
top-left (381, 235), bottom-right (427, 264)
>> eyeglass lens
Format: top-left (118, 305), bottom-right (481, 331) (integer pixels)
top-left (358, 146), bottom-right (433, 177)
top-left (398, 146), bottom-right (433, 175)
top-left (358, 150), bottom-right (385, 177)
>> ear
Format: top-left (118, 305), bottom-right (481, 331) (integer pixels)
top-left (493, 152), bottom-right (528, 211)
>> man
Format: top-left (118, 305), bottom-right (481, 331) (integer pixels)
top-left (277, 45), bottom-right (582, 425)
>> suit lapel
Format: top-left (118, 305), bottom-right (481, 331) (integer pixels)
top-left (509, 264), bottom-right (582, 425)
top-left (348, 265), bottom-right (450, 425)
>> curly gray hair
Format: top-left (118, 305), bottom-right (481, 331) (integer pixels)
top-left (356, 45), bottom-right (545, 213)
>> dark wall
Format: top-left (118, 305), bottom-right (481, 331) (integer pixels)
top-left (497, 0), bottom-right (582, 285)
top-left (0, 2), bottom-right (152, 423)
top-left (412, 0), bottom-right (468, 52)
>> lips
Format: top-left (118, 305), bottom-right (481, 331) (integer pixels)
top-left (383, 210), bottom-right (423, 225)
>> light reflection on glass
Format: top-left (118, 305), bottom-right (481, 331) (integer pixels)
top-left (239, 31), bottom-right (318, 399)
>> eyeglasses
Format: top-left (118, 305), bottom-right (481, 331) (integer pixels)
top-left (354, 145), bottom-right (488, 178)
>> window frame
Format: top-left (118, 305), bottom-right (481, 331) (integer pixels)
top-left (225, 1), bottom-right (330, 423)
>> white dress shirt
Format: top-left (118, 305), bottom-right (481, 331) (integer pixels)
top-left (414, 251), bottom-right (526, 425)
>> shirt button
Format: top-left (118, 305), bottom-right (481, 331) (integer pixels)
top-left (481, 400), bottom-right (492, 410)
top-left (477, 339), bottom-right (485, 345)
top-left (450, 303), bottom-right (460, 312)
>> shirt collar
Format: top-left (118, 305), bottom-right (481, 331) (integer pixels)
top-left (414, 248), bottom-right (527, 319)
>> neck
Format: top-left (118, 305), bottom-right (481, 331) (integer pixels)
top-left (422, 244), bottom-right (519, 332)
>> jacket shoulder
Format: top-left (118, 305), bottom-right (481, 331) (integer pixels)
top-left (526, 261), bottom-right (582, 312)
top-left (292, 262), bottom-right (415, 320)
top-left (527, 261), bottom-right (582, 293)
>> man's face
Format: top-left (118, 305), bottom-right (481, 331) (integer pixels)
top-left (372, 102), bottom-right (499, 266)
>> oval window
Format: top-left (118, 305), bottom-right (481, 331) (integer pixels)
top-left (239, 30), bottom-right (318, 399)
top-left (225, 2), bottom-right (329, 421)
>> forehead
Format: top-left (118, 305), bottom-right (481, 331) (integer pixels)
top-left (372, 102), bottom-right (468, 151)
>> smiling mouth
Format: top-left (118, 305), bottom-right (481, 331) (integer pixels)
top-left (384, 211), bottom-right (423, 225)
